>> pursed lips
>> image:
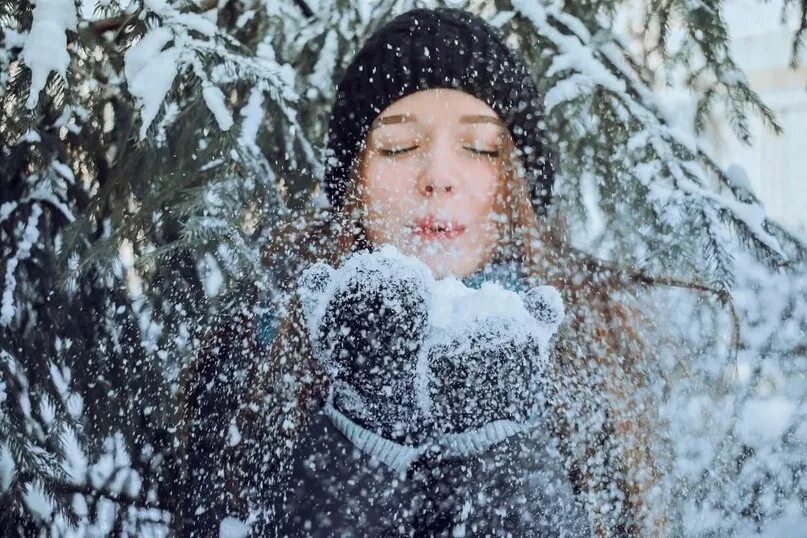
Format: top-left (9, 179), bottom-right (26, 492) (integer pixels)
top-left (408, 216), bottom-right (467, 240)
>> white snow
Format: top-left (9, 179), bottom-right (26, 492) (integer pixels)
top-left (737, 397), bottom-right (797, 447)
top-left (238, 88), bottom-right (264, 151)
top-left (48, 361), bottom-right (69, 398)
top-left (20, 129), bottom-right (41, 143)
top-left (0, 201), bottom-right (17, 224)
top-left (219, 517), bottom-right (249, 538)
top-left (1, 204), bottom-right (42, 326)
top-left (23, 481), bottom-right (54, 522)
top-left (66, 393), bottom-right (83, 420)
top-left (197, 252), bottom-right (223, 297)
top-left (202, 86), bottom-right (234, 131)
top-left (143, 0), bottom-right (168, 12)
top-left (39, 397), bottom-right (56, 427)
top-left (227, 420), bottom-right (241, 447)
top-left (60, 427), bottom-right (88, 484)
top-left (3, 2), bottom-right (803, 535)
top-left (0, 442), bottom-right (14, 491)
top-left (309, 30), bottom-right (338, 95)
top-left (579, 171), bottom-right (606, 244)
top-left (488, 10), bottom-right (516, 28)
top-left (724, 163), bottom-right (754, 193)
top-left (173, 12), bottom-right (218, 36)
top-left (21, 0), bottom-right (77, 109)
top-left (51, 161), bottom-right (75, 184)
top-left (124, 28), bottom-right (179, 139)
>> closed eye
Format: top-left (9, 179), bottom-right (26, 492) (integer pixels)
top-left (464, 146), bottom-right (500, 157)
top-left (379, 146), bottom-right (499, 157)
top-left (379, 146), bottom-right (419, 156)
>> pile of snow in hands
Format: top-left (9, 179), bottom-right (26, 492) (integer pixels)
top-left (298, 245), bottom-right (565, 425)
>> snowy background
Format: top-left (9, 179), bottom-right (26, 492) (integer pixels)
top-left (642, 0), bottom-right (807, 236)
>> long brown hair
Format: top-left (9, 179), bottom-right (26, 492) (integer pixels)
top-left (238, 132), bottom-right (673, 536)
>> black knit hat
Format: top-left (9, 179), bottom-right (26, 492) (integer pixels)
top-left (322, 7), bottom-right (555, 216)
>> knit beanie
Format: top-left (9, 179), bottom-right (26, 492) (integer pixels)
top-left (322, 7), bottom-right (555, 217)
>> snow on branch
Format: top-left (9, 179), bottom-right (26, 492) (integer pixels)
top-left (511, 0), bottom-right (803, 287)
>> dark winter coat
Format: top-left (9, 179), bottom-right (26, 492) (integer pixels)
top-left (183, 260), bottom-right (593, 537)
top-left (274, 406), bottom-right (590, 537)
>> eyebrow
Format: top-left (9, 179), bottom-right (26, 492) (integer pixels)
top-left (369, 113), bottom-right (505, 131)
top-left (458, 114), bottom-right (505, 127)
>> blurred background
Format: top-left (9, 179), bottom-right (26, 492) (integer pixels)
top-left (643, 0), bottom-right (807, 235)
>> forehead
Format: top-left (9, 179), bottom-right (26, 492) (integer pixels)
top-left (369, 88), bottom-right (505, 131)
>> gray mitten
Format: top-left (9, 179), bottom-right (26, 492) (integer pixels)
top-left (419, 284), bottom-right (564, 435)
top-left (297, 246), bottom-right (433, 443)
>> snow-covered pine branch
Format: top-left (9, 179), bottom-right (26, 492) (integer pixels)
top-left (1, 349), bottom-right (171, 535)
top-left (509, 0), bottom-right (804, 291)
top-left (657, 248), bottom-right (807, 536)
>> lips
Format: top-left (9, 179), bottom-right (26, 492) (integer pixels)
top-left (410, 216), bottom-right (466, 240)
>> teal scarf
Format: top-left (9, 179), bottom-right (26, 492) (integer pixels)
top-left (460, 257), bottom-right (532, 293)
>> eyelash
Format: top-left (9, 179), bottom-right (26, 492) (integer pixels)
top-left (379, 146), bottom-right (500, 157)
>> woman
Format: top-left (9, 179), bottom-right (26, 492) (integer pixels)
top-left (183, 7), bottom-right (668, 537)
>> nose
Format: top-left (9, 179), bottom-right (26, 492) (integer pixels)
top-left (416, 147), bottom-right (456, 197)
top-left (422, 181), bottom-right (453, 195)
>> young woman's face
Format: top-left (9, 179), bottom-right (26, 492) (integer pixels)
top-left (359, 88), bottom-right (508, 279)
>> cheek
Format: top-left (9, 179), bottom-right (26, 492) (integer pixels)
top-left (364, 159), bottom-right (417, 204)
top-left (362, 160), bottom-right (417, 236)
top-left (461, 171), bottom-right (504, 255)
top-left (463, 167), bottom-right (501, 222)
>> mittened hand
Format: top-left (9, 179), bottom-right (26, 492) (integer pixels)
top-left (298, 246), bottom-right (566, 444)
top-left (297, 246), bottom-right (432, 443)
top-left (421, 284), bottom-right (564, 434)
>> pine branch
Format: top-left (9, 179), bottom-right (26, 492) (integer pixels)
top-left (789, 0), bottom-right (807, 66)
top-left (50, 472), bottom-right (162, 511)
top-left (89, 0), bottom-right (218, 33)
top-left (625, 268), bottom-right (741, 363)
top-left (87, 0), bottom-right (316, 35)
